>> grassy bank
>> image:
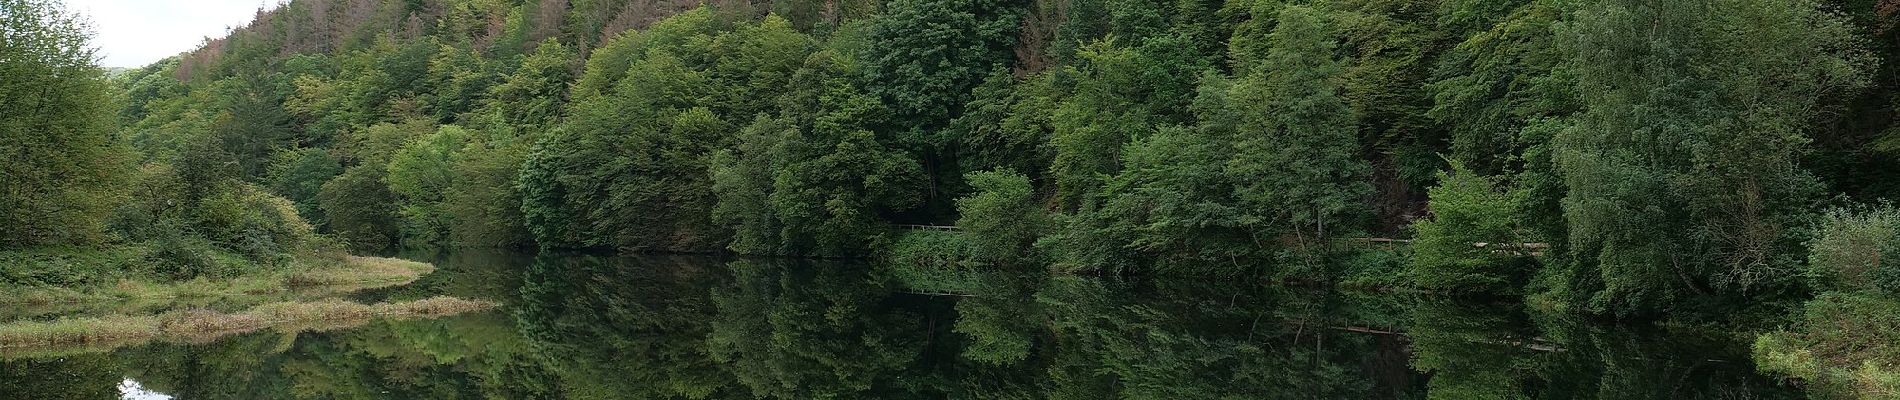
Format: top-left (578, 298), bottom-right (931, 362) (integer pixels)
top-left (0, 251), bottom-right (435, 320)
top-left (0, 296), bottom-right (495, 356)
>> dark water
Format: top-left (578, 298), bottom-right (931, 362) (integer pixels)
top-left (0, 250), bottom-right (1803, 399)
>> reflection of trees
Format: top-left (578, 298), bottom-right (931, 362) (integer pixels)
top-left (100, 313), bottom-right (562, 400)
top-left (1528, 319), bottom-right (1802, 400)
top-left (514, 253), bottom-right (741, 399)
top-left (1405, 300), bottom-right (1543, 399)
top-left (0, 352), bottom-right (118, 399)
top-left (1033, 277), bottom-right (1384, 399)
top-left (706, 259), bottom-right (932, 399)
top-left (1405, 300), bottom-right (1805, 399)
top-left (0, 253), bottom-right (1821, 399)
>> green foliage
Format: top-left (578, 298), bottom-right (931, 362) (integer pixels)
top-left (1333, 0), bottom-right (1453, 189)
top-left (1756, 292), bottom-right (1900, 399)
top-left (192, 184), bottom-right (325, 266)
top-left (1051, 125), bottom-right (1245, 272)
top-left (1554, 0), bottom-right (1869, 315)
top-left (319, 164), bottom-right (400, 251)
top-left (860, 0), bottom-right (1024, 138)
top-left (0, 0), bottom-right (133, 248)
top-left (1426, 0), bottom-right (1575, 176)
top-left (949, 70), bottom-right (1063, 179)
top-left (1408, 163), bottom-right (1529, 292)
top-left (956, 169), bottom-right (1049, 265)
top-left (1808, 205), bottom-right (1900, 295)
top-left (488, 39), bottom-right (574, 128)
top-left (887, 230), bottom-right (977, 272)
top-left (1224, 5), bottom-right (1370, 247)
top-left (387, 125), bottom-right (474, 246)
top-left (1048, 36), bottom-right (1208, 209)
top-left (266, 148), bottom-right (345, 228)
top-left (443, 136), bottom-right (533, 248)
top-left (521, 14), bottom-right (814, 252)
top-left (709, 48), bottom-right (928, 256)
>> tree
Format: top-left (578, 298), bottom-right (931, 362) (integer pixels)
top-left (710, 49), bottom-right (927, 256)
top-left (860, 0), bottom-right (1025, 216)
top-left (1408, 163), bottom-right (1529, 292)
top-left (0, 0), bottom-right (132, 247)
top-left (1554, 0), bottom-right (1868, 315)
top-left (1807, 205), bottom-right (1900, 295)
top-left (443, 135), bottom-right (533, 248)
top-left (1051, 124), bottom-right (1246, 272)
top-left (956, 169), bottom-right (1049, 265)
top-left (1225, 5), bottom-right (1370, 250)
top-left (861, 0), bottom-right (1023, 137)
top-left (488, 38), bottom-right (573, 129)
top-left (265, 147), bottom-right (344, 228)
top-left (1047, 35), bottom-right (1209, 210)
top-left (319, 164), bottom-right (400, 251)
top-left (387, 125), bottom-right (474, 246)
top-left (518, 14), bottom-right (811, 252)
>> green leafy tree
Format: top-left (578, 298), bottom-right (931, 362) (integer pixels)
top-left (0, 0), bottom-right (133, 247)
top-left (1224, 5), bottom-right (1370, 250)
top-left (1046, 35), bottom-right (1208, 210)
top-left (956, 169), bottom-right (1049, 265)
top-left (443, 135), bottom-right (533, 248)
top-left (387, 125), bottom-right (475, 246)
top-left (712, 49), bottom-right (928, 256)
top-left (861, 0), bottom-right (1023, 137)
top-left (1807, 205), bottom-right (1900, 295)
top-left (519, 14), bottom-right (811, 252)
top-left (318, 164), bottom-right (400, 251)
top-left (1554, 0), bottom-right (1868, 315)
top-left (860, 0), bottom-right (1025, 216)
top-left (1408, 163), bottom-right (1530, 292)
top-left (488, 38), bottom-right (574, 129)
top-left (266, 148), bottom-right (344, 229)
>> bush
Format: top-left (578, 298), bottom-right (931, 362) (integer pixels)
top-left (1407, 164), bottom-right (1529, 293)
top-left (1755, 293), bottom-right (1900, 399)
top-left (887, 230), bottom-right (976, 270)
top-left (0, 247), bottom-right (142, 287)
top-left (1809, 205), bottom-right (1900, 296)
top-left (955, 169), bottom-right (1048, 266)
top-left (195, 184), bottom-right (324, 264)
top-left (144, 233), bottom-right (232, 280)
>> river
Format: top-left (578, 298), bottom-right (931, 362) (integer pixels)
top-left (0, 249), bottom-right (1804, 399)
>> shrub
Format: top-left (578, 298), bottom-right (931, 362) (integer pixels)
top-left (1809, 205), bottom-right (1900, 296)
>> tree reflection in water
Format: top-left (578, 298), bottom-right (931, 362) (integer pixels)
top-left (0, 252), bottom-right (1804, 399)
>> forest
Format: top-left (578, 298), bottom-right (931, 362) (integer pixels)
top-left (6, 0), bottom-right (1900, 396)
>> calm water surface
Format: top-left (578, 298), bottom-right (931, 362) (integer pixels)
top-left (0, 250), bottom-right (1803, 399)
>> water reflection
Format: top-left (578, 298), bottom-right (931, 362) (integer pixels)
top-left (0, 252), bottom-right (1804, 399)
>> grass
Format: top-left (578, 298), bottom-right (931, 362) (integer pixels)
top-left (0, 296), bottom-right (496, 354)
top-left (0, 256), bottom-right (435, 321)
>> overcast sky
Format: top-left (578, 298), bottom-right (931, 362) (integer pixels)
top-left (64, 0), bottom-right (285, 68)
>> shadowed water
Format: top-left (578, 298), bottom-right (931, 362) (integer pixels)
top-left (0, 250), bottom-right (1802, 399)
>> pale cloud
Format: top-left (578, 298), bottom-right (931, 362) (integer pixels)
top-left (62, 0), bottom-right (286, 68)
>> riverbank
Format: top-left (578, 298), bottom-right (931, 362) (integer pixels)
top-left (0, 243), bottom-right (442, 324)
top-left (0, 253), bottom-right (432, 307)
top-left (0, 296), bottom-right (496, 356)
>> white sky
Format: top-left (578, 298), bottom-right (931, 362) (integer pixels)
top-left (63, 0), bottom-right (286, 68)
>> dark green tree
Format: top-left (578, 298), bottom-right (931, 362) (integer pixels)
top-left (1553, 0), bottom-right (1868, 315)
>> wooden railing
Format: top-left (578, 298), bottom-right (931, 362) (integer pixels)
top-left (887, 226), bottom-right (1547, 256)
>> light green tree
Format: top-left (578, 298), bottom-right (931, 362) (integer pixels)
top-left (0, 0), bottom-right (132, 247)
